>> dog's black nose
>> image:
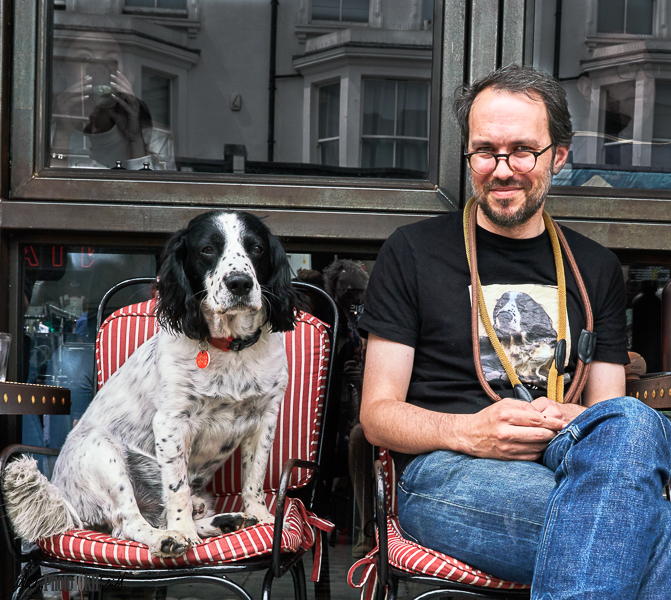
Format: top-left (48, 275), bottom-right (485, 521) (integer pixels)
top-left (225, 273), bottom-right (254, 296)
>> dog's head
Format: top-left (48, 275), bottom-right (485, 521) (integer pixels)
top-left (156, 211), bottom-right (299, 340)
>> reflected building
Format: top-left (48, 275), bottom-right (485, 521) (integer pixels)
top-left (533, 0), bottom-right (671, 188)
top-left (50, 0), bottom-right (433, 177)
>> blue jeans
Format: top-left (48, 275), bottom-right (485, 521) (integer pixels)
top-left (397, 397), bottom-right (671, 599)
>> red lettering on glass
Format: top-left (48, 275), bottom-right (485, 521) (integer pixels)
top-left (81, 247), bottom-right (95, 268)
top-left (24, 246), bottom-right (39, 267)
top-left (52, 246), bottom-right (64, 267)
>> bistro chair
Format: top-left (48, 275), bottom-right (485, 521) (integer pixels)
top-left (348, 448), bottom-right (531, 600)
top-left (1, 280), bottom-right (338, 600)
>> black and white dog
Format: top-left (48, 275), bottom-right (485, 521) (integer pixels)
top-left (3, 210), bottom-right (300, 557)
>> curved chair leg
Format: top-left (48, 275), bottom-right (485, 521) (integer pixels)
top-left (289, 559), bottom-right (307, 600)
top-left (12, 559), bottom-right (41, 600)
top-left (262, 567), bottom-right (275, 600)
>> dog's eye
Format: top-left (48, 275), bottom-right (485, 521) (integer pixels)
top-left (250, 244), bottom-right (264, 256)
top-left (201, 246), bottom-right (215, 256)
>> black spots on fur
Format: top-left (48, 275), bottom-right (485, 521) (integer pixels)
top-left (191, 477), bottom-right (204, 489)
top-left (162, 438), bottom-right (167, 443)
top-left (179, 409), bottom-right (191, 418)
top-left (177, 508), bottom-right (182, 513)
top-left (220, 441), bottom-right (235, 454)
top-left (241, 461), bottom-right (247, 469)
top-left (169, 480), bottom-right (184, 493)
top-left (176, 517), bottom-right (181, 521)
top-left (120, 485), bottom-right (125, 492)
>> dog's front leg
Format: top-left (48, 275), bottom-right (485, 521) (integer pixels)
top-left (240, 406), bottom-right (280, 525)
top-left (153, 412), bottom-right (201, 544)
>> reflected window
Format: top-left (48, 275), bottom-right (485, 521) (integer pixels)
top-left (125, 0), bottom-right (188, 10)
top-left (20, 245), bottom-right (157, 452)
top-left (48, 0), bottom-right (433, 178)
top-left (530, 0), bottom-right (671, 190)
top-left (318, 82), bottom-right (340, 166)
top-left (597, 0), bottom-right (653, 35)
top-left (312, 0), bottom-right (369, 22)
top-left (362, 79), bottom-right (429, 172)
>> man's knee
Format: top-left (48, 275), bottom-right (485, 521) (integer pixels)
top-left (587, 396), bottom-right (669, 445)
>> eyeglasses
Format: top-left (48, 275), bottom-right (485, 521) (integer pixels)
top-left (464, 143), bottom-right (555, 175)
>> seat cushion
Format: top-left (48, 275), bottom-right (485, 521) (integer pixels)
top-left (348, 516), bottom-right (530, 598)
top-left (36, 498), bottom-right (331, 572)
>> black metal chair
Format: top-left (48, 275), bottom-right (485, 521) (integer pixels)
top-left (1, 281), bottom-right (339, 600)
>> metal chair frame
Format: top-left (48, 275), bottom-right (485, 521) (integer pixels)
top-left (1, 281), bottom-right (339, 600)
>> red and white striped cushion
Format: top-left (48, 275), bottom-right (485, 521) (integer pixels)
top-left (96, 299), bottom-right (159, 389)
top-left (36, 498), bottom-right (333, 578)
top-left (348, 516), bottom-right (529, 598)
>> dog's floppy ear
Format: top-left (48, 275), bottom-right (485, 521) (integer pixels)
top-left (264, 233), bottom-right (301, 333)
top-left (156, 229), bottom-right (210, 340)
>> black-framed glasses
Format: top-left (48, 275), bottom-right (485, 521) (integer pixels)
top-left (464, 143), bottom-right (555, 174)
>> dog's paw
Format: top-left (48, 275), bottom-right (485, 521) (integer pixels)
top-left (210, 512), bottom-right (259, 534)
top-left (191, 495), bottom-right (209, 518)
top-left (151, 531), bottom-right (193, 557)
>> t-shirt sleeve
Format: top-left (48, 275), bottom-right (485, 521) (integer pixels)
top-left (358, 229), bottom-right (419, 348)
top-left (591, 252), bottom-right (629, 365)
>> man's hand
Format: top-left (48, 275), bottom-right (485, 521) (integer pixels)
top-left (529, 397), bottom-right (585, 426)
top-left (453, 399), bottom-right (565, 461)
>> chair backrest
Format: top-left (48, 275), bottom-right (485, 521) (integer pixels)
top-left (378, 448), bottom-right (397, 515)
top-left (96, 295), bottom-right (334, 514)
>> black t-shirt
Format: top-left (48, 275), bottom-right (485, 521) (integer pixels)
top-left (359, 211), bottom-right (629, 474)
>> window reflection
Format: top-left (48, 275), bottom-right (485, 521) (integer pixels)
top-left (49, 0), bottom-right (433, 178)
top-left (20, 245), bottom-right (157, 451)
top-left (532, 0), bottom-right (671, 189)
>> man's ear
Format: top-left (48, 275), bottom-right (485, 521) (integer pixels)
top-left (553, 145), bottom-right (570, 175)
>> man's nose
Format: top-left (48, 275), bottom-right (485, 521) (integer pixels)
top-left (491, 155), bottom-right (515, 178)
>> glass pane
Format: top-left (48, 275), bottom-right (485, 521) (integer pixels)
top-left (142, 72), bottom-right (170, 128)
top-left (320, 139), bottom-right (339, 166)
top-left (363, 80), bottom-right (396, 136)
top-left (597, 0), bottom-right (625, 33)
top-left (342, 0), bottom-right (369, 22)
top-left (626, 0), bottom-right (653, 35)
top-left (125, 0), bottom-right (155, 7)
top-left (397, 140), bottom-right (428, 171)
top-left (20, 245), bottom-right (157, 452)
top-left (397, 81), bottom-right (428, 137)
top-left (48, 1), bottom-right (433, 179)
top-left (361, 138), bottom-right (394, 168)
top-left (422, 0), bottom-right (434, 23)
top-left (312, 0), bottom-right (340, 21)
top-left (530, 1), bottom-right (671, 190)
top-left (318, 82), bottom-right (340, 139)
top-left (157, 0), bottom-right (187, 8)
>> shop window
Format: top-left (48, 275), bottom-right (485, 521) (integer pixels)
top-left (20, 244), bottom-right (158, 451)
top-left (312, 0), bottom-right (370, 23)
top-left (361, 79), bottom-right (429, 172)
top-left (318, 82), bottom-right (340, 166)
top-left (530, 0), bottom-right (671, 190)
top-left (597, 0), bottom-right (653, 35)
top-left (44, 1), bottom-right (435, 180)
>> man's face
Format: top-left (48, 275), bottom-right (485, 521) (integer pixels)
top-left (467, 88), bottom-right (569, 230)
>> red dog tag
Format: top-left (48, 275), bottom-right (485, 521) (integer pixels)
top-left (196, 349), bottom-right (210, 369)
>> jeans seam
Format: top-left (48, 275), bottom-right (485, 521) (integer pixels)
top-left (398, 482), bottom-right (546, 528)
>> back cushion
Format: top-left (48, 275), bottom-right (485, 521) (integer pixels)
top-left (97, 304), bottom-right (330, 512)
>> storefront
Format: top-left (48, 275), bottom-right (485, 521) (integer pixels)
top-left (2, 0), bottom-right (671, 594)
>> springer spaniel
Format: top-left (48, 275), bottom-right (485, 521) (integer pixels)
top-left (3, 210), bottom-right (300, 557)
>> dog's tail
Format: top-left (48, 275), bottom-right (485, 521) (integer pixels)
top-left (2, 456), bottom-right (82, 541)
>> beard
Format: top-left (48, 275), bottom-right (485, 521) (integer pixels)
top-left (471, 163), bottom-right (553, 230)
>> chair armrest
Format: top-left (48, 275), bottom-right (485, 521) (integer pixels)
top-left (374, 459), bottom-right (390, 587)
top-left (272, 458), bottom-right (320, 577)
top-left (0, 444), bottom-right (61, 563)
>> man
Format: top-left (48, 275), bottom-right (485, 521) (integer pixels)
top-left (358, 64), bottom-right (671, 599)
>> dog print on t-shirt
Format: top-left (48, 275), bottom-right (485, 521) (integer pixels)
top-left (471, 283), bottom-right (571, 388)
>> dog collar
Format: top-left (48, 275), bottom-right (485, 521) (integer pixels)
top-left (196, 329), bottom-right (263, 368)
